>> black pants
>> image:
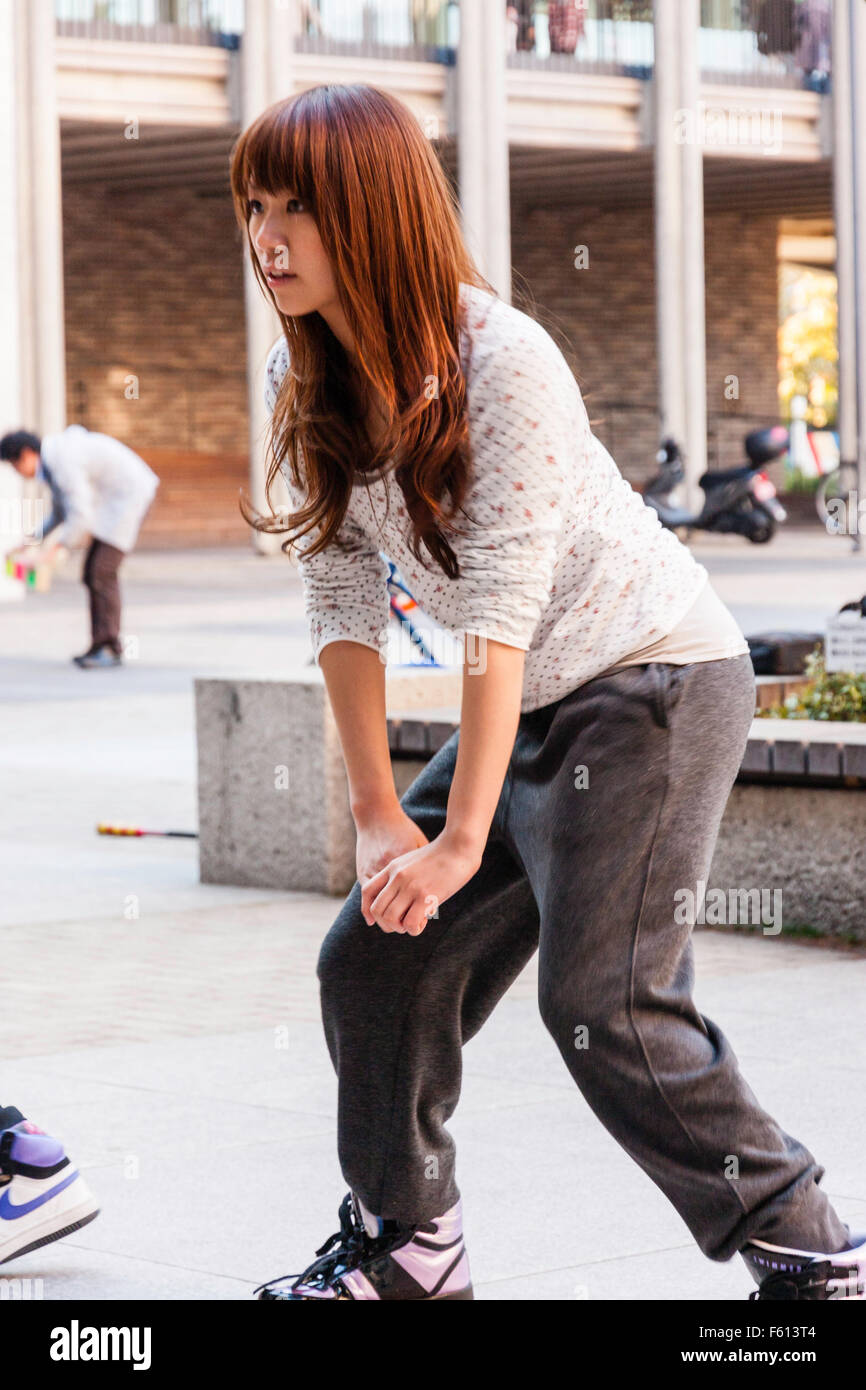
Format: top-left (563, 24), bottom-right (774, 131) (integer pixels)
top-left (81, 539), bottom-right (124, 654)
top-left (317, 655), bottom-right (848, 1262)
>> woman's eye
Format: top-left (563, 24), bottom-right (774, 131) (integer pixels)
top-left (246, 195), bottom-right (306, 217)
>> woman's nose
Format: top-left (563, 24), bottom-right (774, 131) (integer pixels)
top-left (254, 219), bottom-right (286, 261)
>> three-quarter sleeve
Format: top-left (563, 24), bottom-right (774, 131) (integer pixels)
top-left (453, 329), bottom-right (587, 651)
top-left (263, 339), bottom-right (391, 665)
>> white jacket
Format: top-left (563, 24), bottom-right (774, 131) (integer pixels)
top-left (39, 425), bottom-right (159, 553)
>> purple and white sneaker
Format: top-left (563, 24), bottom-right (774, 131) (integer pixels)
top-left (742, 1231), bottom-right (866, 1300)
top-left (0, 1113), bottom-right (100, 1264)
top-left (255, 1191), bottom-right (473, 1300)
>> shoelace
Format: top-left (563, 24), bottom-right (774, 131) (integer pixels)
top-left (749, 1258), bottom-right (833, 1300)
top-left (253, 1193), bottom-right (421, 1298)
top-left (292, 1194), bottom-right (370, 1293)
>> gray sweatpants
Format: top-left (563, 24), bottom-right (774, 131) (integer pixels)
top-left (317, 654), bottom-right (847, 1261)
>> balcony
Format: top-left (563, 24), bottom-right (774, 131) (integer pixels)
top-left (52, 1), bottom-right (832, 195)
top-left (55, 0), bottom-right (244, 46)
top-left (55, 0), bottom-right (833, 90)
top-left (507, 2), bottom-right (831, 93)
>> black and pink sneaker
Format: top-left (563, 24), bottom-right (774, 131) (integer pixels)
top-left (742, 1231), bottom-right (866, 1300)
top-left (0, 1111), bottom-right (100, 1264)
top-left (255, 1192), bottom-right (473, 1300)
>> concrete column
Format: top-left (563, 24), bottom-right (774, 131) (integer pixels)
top-left (241, 0), bottom-right (298, 554)
top-left (481, 0), bottom-right (511, 302)
top-left (652, 0), bottom-right (687, 476)
top-left (0, 0), bottom-right (65, 599)
top-left (457, 0), bottom-right (512, 301)
top-left (653, 0), bottom-right (707, 513)
top-left (268, 0), bottom-right (300, 102)
top-left (678, 0), bottom-right (707, 512)
top-left (456, 0), bottom-right (486, 275)
top-left (1, 4), bottom-right (24, 435)
top-left (832, 0), bottom-right (858, 546)
top-left (0, 2), bottom-right (24, 600)
top-left (850, 0), bottom-right (866, 553)
top-left (21, 0), bottom-right (67, 436)
top-left (3, 0), bottom-right (66, 434)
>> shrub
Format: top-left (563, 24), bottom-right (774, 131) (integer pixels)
top-left (756, 646), bottom-right (866, 722)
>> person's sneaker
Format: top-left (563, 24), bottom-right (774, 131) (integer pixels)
top-left (0, 1115), bottom-right (100, 1264)
top-left (742, 1232), bottom-right (866, 1300)
top-left (255, 1192), bottom-right (473, 1300)
top-left (73, 646), bottom-right (122, 669)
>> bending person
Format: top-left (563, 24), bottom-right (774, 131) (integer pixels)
top-left (1, 426), bottom-right (159, 668)
top-left (233, 83), bottom-right (863, 1303)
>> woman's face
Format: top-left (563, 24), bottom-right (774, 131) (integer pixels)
top-left (246, 184), bottom-right (354, 352)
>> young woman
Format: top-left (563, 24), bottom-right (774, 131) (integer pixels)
top-left (230, 83), bottom-right (863, 1302)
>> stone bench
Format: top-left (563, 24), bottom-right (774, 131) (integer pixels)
top-left (196, 676), bottom-right (866, 942)
top-left (389, 709), bottom-right (866, 785)
top-left (715, 716), bottom-right (866, 943)
top-left (195, 669), bottom-right (461, 897)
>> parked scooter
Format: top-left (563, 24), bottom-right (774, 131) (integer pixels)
top-left (643, 426), bottom-right (789, 543)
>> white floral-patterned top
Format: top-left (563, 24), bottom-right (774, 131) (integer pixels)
top-left (265, 282), bottom-right (740, 713)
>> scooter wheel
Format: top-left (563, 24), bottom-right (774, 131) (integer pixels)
top-left (743, 501), bottom-right (776, 543)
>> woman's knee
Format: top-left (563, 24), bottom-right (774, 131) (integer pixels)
top-left (537, 971), bottom-right (623, 1062)
top-left (316, 884), bottom-right (366, 992)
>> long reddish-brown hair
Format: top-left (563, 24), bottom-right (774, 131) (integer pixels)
top-left (230, 83), bottom-right (496, 579)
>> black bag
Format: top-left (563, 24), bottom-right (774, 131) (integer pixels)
top-left (746, 631), bottom-right (823, 675)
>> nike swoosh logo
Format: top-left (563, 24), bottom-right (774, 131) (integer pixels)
top-left (0, 1169), bottom-right (79, 1219)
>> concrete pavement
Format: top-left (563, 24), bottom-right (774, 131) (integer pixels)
top-left (1, 528), bottom-right (864, 1300)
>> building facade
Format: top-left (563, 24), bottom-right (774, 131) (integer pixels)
top-left (1, 0), bottom-right (861, 551)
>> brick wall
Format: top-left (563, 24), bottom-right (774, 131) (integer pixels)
top-left (60, 180), bottom-right (781, 526)
top-left (511, 201), bottom-right (780, 485)
top-left (62, 183), bottom-right (249, 457)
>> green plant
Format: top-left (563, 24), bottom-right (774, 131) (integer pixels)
top-left (756, 646), bottom-right (866, 722)
top-left (783, 468), bottom-right (821, 496)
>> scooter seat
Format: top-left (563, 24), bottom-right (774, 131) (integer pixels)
top-left (744, 425), bottom-right (789, 466)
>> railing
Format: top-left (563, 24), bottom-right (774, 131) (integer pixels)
top-left (55, 0), bottom-right (244, 46)
top-left (295, 1), bottom-right (458, 61)
top-left (54, 0), bottom-right (453, 54)
top-left (506, 1), bottom-right (654, 77)
top-left (505, 1), bottom-right (830, 89)
top-left (53, 0), bottom-right (832, 89)
top-left (701, 0), bottom-right (832, 90)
